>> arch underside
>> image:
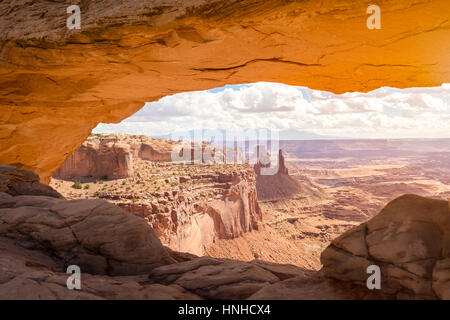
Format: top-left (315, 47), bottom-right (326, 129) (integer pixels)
top-left (0, 0), bottom-right (449, 181)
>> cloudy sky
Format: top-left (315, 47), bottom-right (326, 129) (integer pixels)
top-left (93, 82), bottom-right (450, 139)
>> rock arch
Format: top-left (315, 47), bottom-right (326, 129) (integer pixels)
top-left (1, 0), bottom-right (449, 182)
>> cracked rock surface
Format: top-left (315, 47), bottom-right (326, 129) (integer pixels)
top-left (1, 0), bottom-right (449, 182)
top-left (0, 165), bottom-right (173, 277)
top-left (321, 194), bottom-right (450, 300)
top-left (0, 164), bottom-right (63, 198)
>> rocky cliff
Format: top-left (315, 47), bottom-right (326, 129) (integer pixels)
top-left (51, 134), bottom-right (263, 256)
top-left (54, 134), bottom-right (177, 180)
top-left (0, 164), bottom-right (335, 300)
top-left (116, 169), bottom-right (262, 256)
top-left (54, 136), bottom-right (133, 180)
top-left (1, 0), bottom-right (449, 182)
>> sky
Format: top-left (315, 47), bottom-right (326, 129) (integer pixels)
top-left (93, 82), bottom-right (450, 140)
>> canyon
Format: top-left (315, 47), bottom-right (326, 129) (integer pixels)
top-left (51, 134), bottom-right (262, 256)
top-left (1, 0), bottom-right (450, 301)
top-left (2, 131), bottom-right (450, 299)
top-left (48, 134), bottom-right (450, 292)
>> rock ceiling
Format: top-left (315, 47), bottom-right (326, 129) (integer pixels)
top-left (0, 0), bottom-right (449, 182)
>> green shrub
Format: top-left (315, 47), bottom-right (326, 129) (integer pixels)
top-left (84, 184), bottom-right (90, 190)
top-left (71, 182), bottom-right (82, 189)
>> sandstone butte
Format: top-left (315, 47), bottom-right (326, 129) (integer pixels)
top-left (0, 0), bottom-right (450, 183)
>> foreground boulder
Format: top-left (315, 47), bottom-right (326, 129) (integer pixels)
top-left (149, 257), bottom-right (280, 300)
top-left (0, 192), bottom-right (174, 276)
top-left (0, 164), bottom-right (173, 276)
top-left (0, 237), bottom-right (200, 300)
top-left (0, 164), bottom-right (62, 198)
top-left (321, 194), bottom-right (450, 299)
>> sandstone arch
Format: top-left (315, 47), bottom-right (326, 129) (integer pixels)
top-left (1, 0), bottom-right (449, 182)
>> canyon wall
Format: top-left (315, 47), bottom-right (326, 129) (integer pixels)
top-left (2, 164), bottom-right (449, 299)
top-left (1, 0), bottom-right (449, 182)
top-left (53, 134), bottom-right (263, 255)
top-left (54, 137), bottom-right (134, 180)
top-left (54, 135), bottom-right (176, 179)
top-left (111, 170), bottom-right (262, 256)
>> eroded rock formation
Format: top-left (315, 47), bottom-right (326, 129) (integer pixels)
top-left (52, 134), bottom-right (263, 255)
top-left (54, 134), bottom-right (176, 180)
top-left (2, 164), bottom-right (450, 300)
top-left (54, 136), bottom-right (134, 180)
top-left (1, 0), bottom-right (449, 182)
top-left (0, 164), bottom-right (63, 198)
top-left (321, 194), bottom-right (450, 299)
top-left (254, 149), bottom-right (313, 201)
top-left (111, 168), bottom-right (262, 256)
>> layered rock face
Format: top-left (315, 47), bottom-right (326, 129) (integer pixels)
top-left (1, 0), bottom-right (449, 182)
top-left (321, 194), bottom-right (450, 299)
top-left (52, 134), bottom-right (262, 255)
top-left (54, 136), bottom-right (133, 180)
top-left (115, 169), bottom-right (262, 256)
top-left (138, 143), bottom-right (173, 162)
top-left (254, 149), bottom-right (304, 201)
top-left (53, 134), bottom-right (176, 180)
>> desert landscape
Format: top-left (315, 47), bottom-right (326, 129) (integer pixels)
top-left (1, 0), bottom-right (450, 303)
top-left (48, 134), bottom-right (450, 276)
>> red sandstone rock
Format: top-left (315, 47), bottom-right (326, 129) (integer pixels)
top-left (254, 149), bottom-right (305, 201)
top-left (53, 134), bottom-right (263, 256)
top-left (0, 164), bottom-right (62, 198)
top-left (54, 136), bottom-right (134, 180)
top-left (140, 168), bottom-right (262, 256)
top-left (321, 195), bottom-right (450, 300)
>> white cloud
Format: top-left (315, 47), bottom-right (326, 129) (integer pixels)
top-left (93, 82), bottom-right (450, 139)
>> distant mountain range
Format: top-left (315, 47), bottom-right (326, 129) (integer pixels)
top-left (150, 129), bottom-right (340, 141)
